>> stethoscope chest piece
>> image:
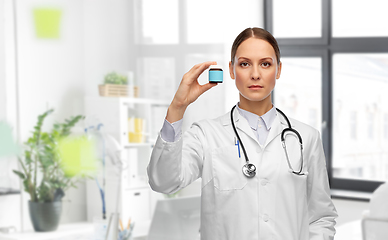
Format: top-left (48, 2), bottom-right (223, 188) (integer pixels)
top-left (231, 105), bottom-right (306, 178)
top-left (242, 163), bottom-right (256, 178)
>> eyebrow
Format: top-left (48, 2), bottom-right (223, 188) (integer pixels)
top-left (238, 57), bottom-right (274, 62)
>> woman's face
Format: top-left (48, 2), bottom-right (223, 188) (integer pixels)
top-left (229, 37), bottom-right (282, 106)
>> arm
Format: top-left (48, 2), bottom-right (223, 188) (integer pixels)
top-left (160, 118), bottom-right (183, 143)
top-left (147, 123), bottom-right (206, 194)
top-left (147, 61), bottom-right (218, 194)
top-left (307, 130), bottom-right (338, 240)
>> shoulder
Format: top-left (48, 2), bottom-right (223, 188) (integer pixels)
top-left (288, 117), bottom-right (321, 141)
top-left (184, 112), bottom-right (232, 148)
top-left (287, 117), bottom-right (326, 161)
top-left (193, 111), bottom-right (231, 129)
top-left (187, 112), bottom-right (231, 142)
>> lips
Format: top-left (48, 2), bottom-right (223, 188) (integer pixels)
top-left (249, 85), bottom-right (263, 89)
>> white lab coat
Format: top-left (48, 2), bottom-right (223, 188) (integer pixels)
top-left (147, 109), bottom-right (337, 240)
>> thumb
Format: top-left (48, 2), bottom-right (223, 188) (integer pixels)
top-left (199, 82), bottom-right (218, 95)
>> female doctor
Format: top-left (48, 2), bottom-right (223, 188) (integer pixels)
top-left (147, 27), bottom-right (337, 240)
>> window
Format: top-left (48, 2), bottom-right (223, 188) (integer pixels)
top-left (138, 0), bottom-right (179, 44)
top-left (349, 111), bottom-right (357, 140)
top-left (384, 114), bottom-right (388, 140)
top-left (274, 57), bottom-right (322, 131)
top-left (266, 0), bottom-right (388, 194)
top-left (272, 0), bottom-right (322, 38)
top-left (186, 0), bottom-right (225, 44)
top-left (332, 0), bottom-right (388, 37)
top-left (134, 0), bottom-right (263, 130)
top-left (333, 53), bottom-right (388, 182)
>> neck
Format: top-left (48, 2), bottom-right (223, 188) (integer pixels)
top-left (239, 95), bottom-right (273, 116)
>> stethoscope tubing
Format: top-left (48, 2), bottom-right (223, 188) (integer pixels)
top-left (231, 105), bottom-right (306, 177)
top-left (230, 106), bottom-right (249, 163)
top-left (276, 108), bottom-right (305, 175)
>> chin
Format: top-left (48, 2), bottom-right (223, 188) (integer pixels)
top-left (241, 93), bottom-right (271, 103)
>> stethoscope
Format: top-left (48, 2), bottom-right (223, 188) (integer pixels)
top-left (231, 105), bottom-right (306, 178)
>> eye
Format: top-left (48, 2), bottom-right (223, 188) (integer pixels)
top-left (261, 62), bottom-right (271, 67)
top-left (240, 62), bottom-right (249, 67)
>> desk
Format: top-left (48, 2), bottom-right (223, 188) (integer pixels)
top-left (335, 220), bottom-right (362, 240)
top-left (0, 222), bottom-right (93, 240)
top-left (0, 220), bottom-right (363, 240)
top-left (0, 221), bottom-right (150, 240)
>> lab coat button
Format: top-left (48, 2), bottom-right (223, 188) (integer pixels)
top-left (263, 214), bottom-right (269, 222)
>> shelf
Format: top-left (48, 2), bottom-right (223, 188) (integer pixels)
top-left (119, 97), bottom-right (170, 106)
top-left (124, 142), bottom-right (154, 148)
top-left (86, 96), bottom-right (170, 106)
top-left (0, 188), bottom-right (20, 196)
top-left (85, 96), bottom-right (164, 223)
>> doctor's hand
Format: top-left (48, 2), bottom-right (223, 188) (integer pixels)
top-left (166, 61), bottom-right (218, 123)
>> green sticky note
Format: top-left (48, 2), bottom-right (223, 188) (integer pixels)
top-left (33, 8), bottom-right (62, 39)
top-left (0, 122), bottom-right (20, 158)
top-left (58, 136), bottom-right (98, 177)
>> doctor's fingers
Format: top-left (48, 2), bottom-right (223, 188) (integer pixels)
top-left (182, 61), bottom-right (217, 83)
top-left (198, 82), bottom-right (218, 95)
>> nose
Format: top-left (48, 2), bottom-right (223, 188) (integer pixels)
top-left (251, 65), bottom-right (260, 80)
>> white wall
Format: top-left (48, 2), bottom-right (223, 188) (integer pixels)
top-left (0, 0), bottom-right (5, 120)
top-left (16, 0), bottom-right (85, 139)
top-left (0, 1), bottom-right (20, 232)
top-left (82, 0), bottom-right (134, 223)
top-left (0, 0), bottom-right (88, 231)
top-left (3, 0), bottom-right (18, 129)
top-left (15, 0), bottom-right (86, 229)
top-left (83, 0), bottom-right (134, 98)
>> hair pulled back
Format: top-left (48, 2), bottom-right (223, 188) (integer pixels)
top-left (231, 27), bottom-right (280, 65)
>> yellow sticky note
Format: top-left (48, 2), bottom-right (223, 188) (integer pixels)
top-left (0, 121), bottom-right (20, 158)
top-left (33, 8), bottom-right (62, 39)
top-left (58, 136), bottom-right (98, 177)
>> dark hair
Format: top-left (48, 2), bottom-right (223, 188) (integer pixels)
top-left (231, 27), bottom-right (280, 65)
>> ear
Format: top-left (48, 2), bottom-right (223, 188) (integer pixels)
top-left (276, 61), bottom-right (282, 79)
top-left (229, 61), bottom-right (235, 80)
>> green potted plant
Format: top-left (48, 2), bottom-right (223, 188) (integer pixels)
top-left (13, 109), bottom-right (86, 232)
top-left (103, 72), bottom-right (128, 85)
top-left (99, 72), bottom-right (129, 97)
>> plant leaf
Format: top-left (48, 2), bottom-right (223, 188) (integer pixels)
top-left (13, 170), bottom-right (25, 179)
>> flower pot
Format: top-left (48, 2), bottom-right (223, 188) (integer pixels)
top-left (28, 201), bottom-right (62, 232)
top-left (98, 84), bottom-right (139, 97)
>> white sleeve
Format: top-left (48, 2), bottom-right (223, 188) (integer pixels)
top-left (308, 130), bottom-right (338, 240)
top-left (147, 122), bottom-right (205, 194)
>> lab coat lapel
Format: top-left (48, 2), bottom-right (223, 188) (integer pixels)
top-left (264, 113), bottom-right (287, 147)
top-left (233, 108), bottom-right (259, 144)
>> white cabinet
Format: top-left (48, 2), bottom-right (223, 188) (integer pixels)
top-left (84, 96), bottom-right (168, 225)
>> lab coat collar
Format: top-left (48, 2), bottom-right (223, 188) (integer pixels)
top-left (265, 109), bottom-right (296, 146)
top-left (236, 104), bottom-right (277, 131)
top-left (277, 108), bottom-right (295, 128)
top-left (264, 114), bottom-right (283, 146)
top-left (220, 105), bottom-right (259, 144)
top-left (221, 105), bottom-right (294, 127)
top-left (221, 105), bottom-right (295, 147)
